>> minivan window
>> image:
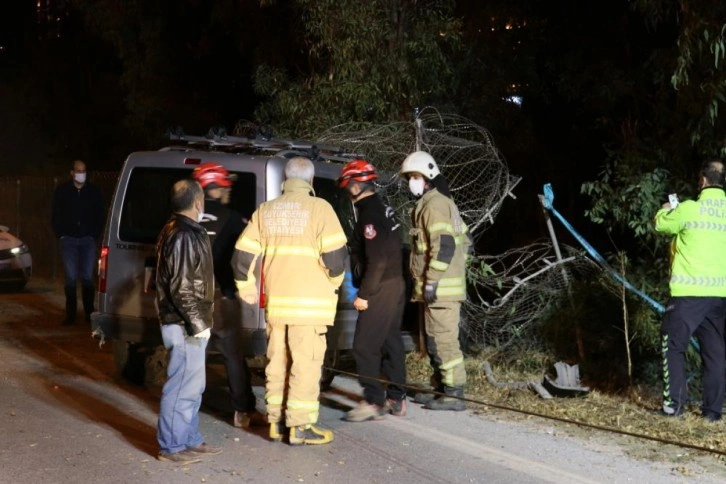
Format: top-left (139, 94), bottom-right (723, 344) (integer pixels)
top-left (314, 176), bottom-right (355, 238)
top-left (119, 167), bottom-right (257, 244)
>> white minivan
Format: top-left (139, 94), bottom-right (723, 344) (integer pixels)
top-left (92, 135), bottom-right (361, 387)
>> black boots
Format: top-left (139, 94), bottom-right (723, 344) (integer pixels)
top-left (62, 285), bottom-right (77, 325)
top-left (62, 284), bottom-right (95, 325)
top-left (422, 386), bottom-right (467, 411)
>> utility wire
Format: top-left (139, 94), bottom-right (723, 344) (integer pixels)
top-left (324, 366), bottom-right (726, 457)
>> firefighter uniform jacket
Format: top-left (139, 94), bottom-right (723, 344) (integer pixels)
top-left (410, 188), bottom-right (471, 302)
top-left (232, 178), bottom-right (348, 325)
top-left (655, 186), bottom-right (726, 297)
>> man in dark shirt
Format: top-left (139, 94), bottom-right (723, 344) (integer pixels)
top-left (51, 160), bottom-right (105, 325)
top-left (337, 159), bottom-right (407, 422)
top-left (192, 163), bottom-right (262, 429)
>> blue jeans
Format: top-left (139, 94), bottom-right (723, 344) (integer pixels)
top-left (157, 324), bottom-right (208, 454)
top-left (60, 236), bottom-right (96, 286)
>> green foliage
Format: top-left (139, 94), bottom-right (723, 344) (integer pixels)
top-left (539, 274), bottom-right (664, 390)
top-left (252, 0), bottom-right (463, 136)
top-left (72, 0), bottom-right (260, 143)
top-left (582, 157), bottom-right (670, 245)
top-left (632, 1), bottom-right (726, 154)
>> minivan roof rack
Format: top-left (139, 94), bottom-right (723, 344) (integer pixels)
top-left (164, 127), bottom-right (364, 164)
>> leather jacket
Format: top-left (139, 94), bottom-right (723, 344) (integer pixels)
top-left (156, 213), bottom-right (214, 336)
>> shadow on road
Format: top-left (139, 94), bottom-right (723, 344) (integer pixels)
top-left (42, 380), bottom-right (158, 456)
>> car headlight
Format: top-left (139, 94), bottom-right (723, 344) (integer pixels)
top-left (11, 244), bottom-right (29, 256)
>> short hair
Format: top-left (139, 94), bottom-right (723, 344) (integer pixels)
top-left (349, 179), bottom-right (376, 194)
top-left (285, 157), bottom-right (315, 181)
top-left (171, 179), bottom-right (203, 212)
top-left (700, 159), bottom-right (725, 187)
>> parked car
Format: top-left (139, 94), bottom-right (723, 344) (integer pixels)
top-left (0, 225), bottom-right (32, 290)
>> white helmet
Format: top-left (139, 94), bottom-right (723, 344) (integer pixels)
top-left (400, 151), bottom-right (440, 180)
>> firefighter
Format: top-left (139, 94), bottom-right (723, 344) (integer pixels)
top-left (232, 157), bottom-right (347, 445)
top-left (337, 159), bottom-right (408, 422)
top-left (655, 159), bottom-right (726, 421)
top-left (399, 151), bottom-right (471, 411)
top-left (192, 163), bottom-right (263, 429)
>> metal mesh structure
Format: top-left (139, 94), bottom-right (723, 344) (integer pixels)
top-left (463, 241), bottom-right (604, 350)
top-left (316, 107), bottom-right (521, 239)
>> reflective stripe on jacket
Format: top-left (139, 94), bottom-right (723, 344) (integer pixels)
top-left (655, 187), bottom-right (726, 297)
top-left (232, 179), bottom-right (347, 325)
top-left (409, 188), bottom-right (471, 302)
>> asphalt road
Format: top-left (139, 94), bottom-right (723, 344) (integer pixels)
top-left (1, 280), bottom-right (725, 483)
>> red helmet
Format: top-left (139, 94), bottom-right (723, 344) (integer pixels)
top-left (338, 159), bottom-right (378, 189)
top-left (192, 162), bottom-right (234, 188)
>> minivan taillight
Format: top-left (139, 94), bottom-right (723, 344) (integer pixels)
top-left (98, 246), bottom-right (109, 293)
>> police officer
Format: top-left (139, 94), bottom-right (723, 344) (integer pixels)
top-left (192, 163), bottom-right (262, 429)
top-left (337, 160), bottom-right (408, 422)
top-left (655, 159), bottom-right (726, 421)
top-left (400, 151), bottom-right (471, 411)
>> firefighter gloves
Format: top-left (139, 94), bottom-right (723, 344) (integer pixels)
top-left (424, 283), bottom-right (438, 304)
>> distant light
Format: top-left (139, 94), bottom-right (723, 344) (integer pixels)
top-left (504, 96), bottom-right (523, 106)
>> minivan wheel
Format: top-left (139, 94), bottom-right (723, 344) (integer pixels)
top-left (112, 340), bottom-right (149, 386)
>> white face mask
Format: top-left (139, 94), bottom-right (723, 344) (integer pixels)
top-left (73, 172), bottom-right (86, 184)
top-left (409, 177), bottom-right (425, 197)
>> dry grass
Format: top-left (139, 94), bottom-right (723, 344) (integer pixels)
top-left (405, 351), bottom-right (726, 460)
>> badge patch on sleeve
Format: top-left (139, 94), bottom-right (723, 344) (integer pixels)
top-left (364, 224), bottom-right (377, 239)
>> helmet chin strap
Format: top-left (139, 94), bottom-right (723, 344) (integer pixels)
top-left (347, 185), bottom-right (363, 201)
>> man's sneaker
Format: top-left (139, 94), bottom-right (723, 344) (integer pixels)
top-left (344, 401), bottom-right (386, 422)
top-left (659, 403), bottom-right (683, 418)
top-left (234, 410), bottom-right (267, 429)
top-left (385, 398), bottom-right (407, 417)
top-left (289, 424), bottom-right (334, 445)
top-left (186, 443), bottom-right (223, 455)
top-left (157, 450), bottom-right (202, 464)
top-left (269, 422), bottom-right (286, 442)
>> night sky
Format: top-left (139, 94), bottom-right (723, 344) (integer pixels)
top-left (0, 1), bottom-right (698, 254)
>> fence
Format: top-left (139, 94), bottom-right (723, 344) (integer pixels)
top-left (0, 172), bottom-right (119, 279)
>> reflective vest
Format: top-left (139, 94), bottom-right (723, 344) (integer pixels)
top-left (409, 188), bottom-right (471, 302)
top-left (655, 187), bottom-right (726, 297)
top-left (233, 179), bottom-right (347, 325)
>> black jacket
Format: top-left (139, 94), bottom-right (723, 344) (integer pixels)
top-left (350, 193), bottom-right (404, 300)
top-left (199, 199), bottom-right (247, 299)
top-left (155, 213), bottom-right (214, 336)
top-left (51, 180), bottom-right (105, 238)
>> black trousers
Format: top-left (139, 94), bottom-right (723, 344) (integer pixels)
top-left (353, 278), bottom-right (407, 406)
top-left (661, 296), bottom-right (726, 417)
top-left (212, 296), bottom-right (256, 413)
